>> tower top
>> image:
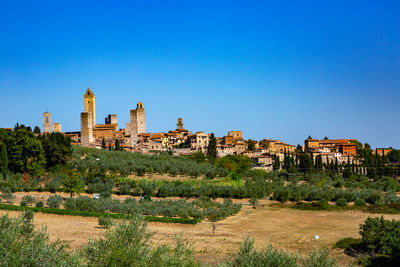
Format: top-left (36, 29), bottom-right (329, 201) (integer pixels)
top-left (85, 87), bottom-right (94, 96)
top-left (137, 102), bottom-right (144, 109)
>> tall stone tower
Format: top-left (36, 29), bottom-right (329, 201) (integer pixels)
top-left (43, 112), bottom-right (51, 133)
top-left (84, 87), bottom-right (96, 128)
top-left (81, 112), bottom-right (94, 145)
top-left (130, 102), bottom-right (146, 147)
top-left (177, 118), bottom-right (183, 130)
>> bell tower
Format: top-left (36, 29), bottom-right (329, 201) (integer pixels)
top-left (84, 87), bottom-right (96, 128)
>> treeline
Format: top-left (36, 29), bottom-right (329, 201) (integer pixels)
top-left (275, 147), bottom-right (400, 178)
top-left (0, 124), bottom-right (72, 177)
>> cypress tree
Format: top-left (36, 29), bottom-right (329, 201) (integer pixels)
top-left (115, 139), bottom-right (120, 151)
top-left (207, 133), bottom-right (217, 159)
top-left (108, 142), bottom-right (112, 151)
top-left (0, 143), bottom-right (8, 177)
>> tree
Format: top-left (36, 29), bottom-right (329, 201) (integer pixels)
top-left (62, 171), bottom-right (83, 198)
top-left (207, 133), bottom-right (217, 159)
top-left (273, 155), bottom-right (280, 171)
top-left (247, 140), bottom-right (256, 151)
top-left (0, 143), bottom-right (8, 177)
top-left (298, 153), bottom-right (313, 173)
top-left (115, 139), bottom-right (120, 151)
top-left (388, 149), bottom-right (400, 163)
top-left (102, 138), bottom-right (106, 149)
top-left (33, 126), bottom-right (41, 134)
top-left (108, 142), bottom-right (112, 151)
top-left (40, 133), bottom-right (72, 168)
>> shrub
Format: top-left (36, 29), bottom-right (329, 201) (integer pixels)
top-left (1, 187), bottom-right (15, 204)
top-left (98, 217), bottom-right (113, 229)
top-left (226, 237), bottom-right (298, 267)
top-left (0, 214), bottom-right (78, 266)
top-left (335, 198), bottom-right (348, 207)
top-left (47, 195), bottom-right (63, 209)
top-left (35, 201), bottom-right (44, 208)
top-left (82, 216), bottom-right (199, 266)
top-left (20, 200), bottom-right (28, 207)
top-left (354, 198), bottom-right (366, 207)
top-left (21, 195), bottom-right (35, 206)
top-left (333, 237), bottom-right (362, 249)
top-left (318, 199), bottom-right (330, 209)
top-left (359, 216), bottom-right (400, 260)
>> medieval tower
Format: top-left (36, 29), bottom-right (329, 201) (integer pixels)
top-left (43, 112), bottom-right (51, 133)
top-left (177, 118), bottom-right (183, 130)
top-left (130, 102), bottom-right (146, 147)
top-left (80, 112), bottom-right (94, 145)
top-left (84, 87), bottom-right (96, 128)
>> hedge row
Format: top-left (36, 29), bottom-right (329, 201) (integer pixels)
top-left (0, 204), bottom-right (201, 224)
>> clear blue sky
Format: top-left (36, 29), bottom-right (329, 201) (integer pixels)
top-left (0, 1), bottom-right (399, 148)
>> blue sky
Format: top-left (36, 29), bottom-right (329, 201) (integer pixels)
top-left (0, 1), bottom-right (399, 148)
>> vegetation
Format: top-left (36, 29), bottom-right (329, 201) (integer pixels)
top-left (0, 125), bottom-right (72, 177)
top-left (335, 216), bottom-right (400, 266)
top-left (0, 213), bottom-right (338, 267)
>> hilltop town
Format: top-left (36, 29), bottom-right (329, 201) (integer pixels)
top-left (38, 87), bottom-right (395, 173)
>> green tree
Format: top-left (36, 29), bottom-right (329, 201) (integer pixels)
top-left (62, 171), bottom-right (83, 198)
top-left (298, 153), bottom-right (313, 173)
top-left (40, 133), bottom-right (72, 168)
top-left (207, 133), bottom-right (217, 159)
top-left (115, 139), bottom-right (120, 151)
top-left (0, 143), bottom-right (8, 177)
top-left (33, 126), bottom-right (41, 134)
top-left (108, 142), bottom-right (112, 151)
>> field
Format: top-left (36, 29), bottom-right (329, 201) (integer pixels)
top-left (3, 203), bottom-right (400, 265)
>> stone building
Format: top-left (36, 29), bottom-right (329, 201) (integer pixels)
top-left (43, 112), bottom-right (51, 133)
top-left (52, 123), bottom-right (62, 133)
top-left (84, 87), bottom-right (96, 128)
top-left (130, 102), bottom-right (146, 147)
top-left (105, 114), bottom-right (117, 125)
top-left (80, 112), bottom-right (94, 145)
top-left (177, 118), bottom-right (183, 130)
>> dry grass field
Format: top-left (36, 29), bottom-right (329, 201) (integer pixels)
top-left (2, 204), bottom-right (400, 266)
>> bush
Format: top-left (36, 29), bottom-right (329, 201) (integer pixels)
top-left (0, 214), bottom-right (78, 266)
top-left (82, 217), bottom-right (199, 266)
top-left (35, 201), bottom-right (44, 208)
top-left (335, 198), bottom-right (348, 207)
top-left (1, 187), bottom-right (15, 204)
top-left (20, 200), bottom-right (27, 207)
top-left (318, 199), bottom-right (330, 209)
top-left (98, 216), bottom-right (113, 229)
top-left (333, 237), bottom-right (362, 249)
top-left (47, 195), bottom-right (63, 209)
top-left (354, 198), bottom-right (366, 207)
top-left (359, 216), bottom-right (400, 260)
top-left (21, 195), bottom-right (35, 206)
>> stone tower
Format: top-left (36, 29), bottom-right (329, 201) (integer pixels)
top-left (84, 87), bottom-right (96, 128)
top-left (177, 118), bottom-right (183, 130)
top-left (43, 112), bottom-right (51, 133)
top-left (130, 102), bottom-right (146, 147)
top-left (52, 123), bottom-right (62, 133)
top-left (81, 112), bottom-right (94, 145)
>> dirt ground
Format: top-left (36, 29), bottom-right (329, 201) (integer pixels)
top-left (2, 205), bottom-right (400, 266)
